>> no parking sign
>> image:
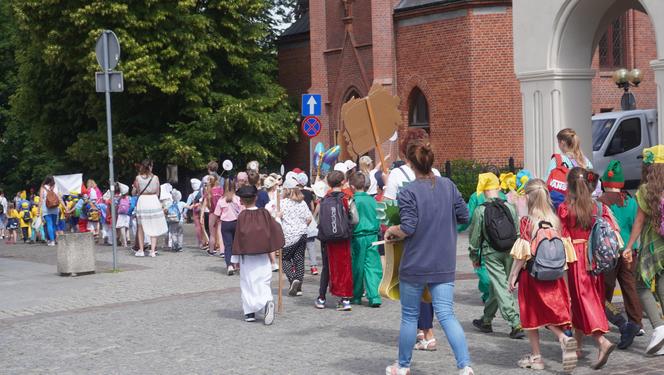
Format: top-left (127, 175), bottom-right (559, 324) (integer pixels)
top-left (302, 116), bottom-right (322, 138)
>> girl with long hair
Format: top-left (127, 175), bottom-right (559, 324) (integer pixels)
top-left (278, 179), bottom-right (312, 296)
top-left (215, 178), bottom-right (243, 275)
top-left (624, 145), bottom-right (664, 355)
top-left (201, 175), bottom-right (223, 256)
top-left (558, 167), bottom-right (618, 369)
top-left (508, 179), bottom-right (577, 372)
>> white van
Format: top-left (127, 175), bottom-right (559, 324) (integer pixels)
top-left (592, 109), bottom-right (658, 187)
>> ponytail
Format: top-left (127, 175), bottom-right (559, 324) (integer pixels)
top-left (565, 167), bottom-right (597, 229)
top-left (406, 139), bottom-right (435, 176)
top-left (557, 128), bottom-right (587, 168)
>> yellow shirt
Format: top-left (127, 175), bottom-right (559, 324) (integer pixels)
top-left (19, 209), bottom-right (33, 228)
top-left (8, 209), bottom-right (20, 220)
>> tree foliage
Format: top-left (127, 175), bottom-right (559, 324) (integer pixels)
top-left (0, 0), bottom-right (298, 192)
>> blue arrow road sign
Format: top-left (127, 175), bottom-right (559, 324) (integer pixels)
top-left (302, 94), bottom-right (322, 117)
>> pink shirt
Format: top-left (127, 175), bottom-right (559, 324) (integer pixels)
top-left (214, 195), bottom-right (243, 222)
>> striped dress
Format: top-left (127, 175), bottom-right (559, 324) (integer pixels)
top-left (135, 175), bottom-right (168, 237)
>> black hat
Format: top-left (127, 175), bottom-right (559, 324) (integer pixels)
top-left (236, 185), bottom-right (258, 199)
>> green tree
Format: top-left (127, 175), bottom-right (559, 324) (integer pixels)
top-left (2, 0), bottom-right (297, 190)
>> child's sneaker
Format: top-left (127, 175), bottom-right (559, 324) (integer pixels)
top-left (336, 299), bottom-right (352, 311)
top-left (135, 250), bottom-right (145, 257)
top-left (244, 313), bottom-right (256, 322)
top-left (263, 301), bottom-right (275, 326)
top-left (310, 266), bottom-right (319, 275)
top-left (315, 297), bottom-right (326, 309)
top-left (385, 362), bottom-right (410, 375)
top-left (288, 280), bottom-right (301, 296)
top-left (227, 265), bottom-right (235, 276)
top-left (272, 263), bottom-right (279, 272)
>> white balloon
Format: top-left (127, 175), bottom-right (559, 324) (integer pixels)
top-left (222, 159), bottom-right (233, 171)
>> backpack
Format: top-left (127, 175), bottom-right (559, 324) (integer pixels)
top-left (210, 186), bottom-right (224, 210)
top-left (117, 197), bottom-right (130, 215)
top-left (526, 221), bottom-right (566, 280)
top-left (22, 209), bottom-right (32, 223)
top-left (127, 196), bottom-right (138, 216)
top-left (46, 190), bottom-right (59, 209)
top-left (482, 200), bottom-right (517, 252)
top-left (547, 154), bottom-right (570, 208)
top-left (87, 203), bottom-right (100, 222)
top-left (317, 192), bottom-right (352, 242)
top-left (167, 202), bottom-right (181, 223)
top-left (587, 202), bottom-right (620, 275)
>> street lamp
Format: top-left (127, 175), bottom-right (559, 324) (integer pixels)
top-left (612, 68), bottom-right (642, 110)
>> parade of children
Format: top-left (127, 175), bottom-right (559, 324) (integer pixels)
top-left (5, 127), bottom-right (664, 374)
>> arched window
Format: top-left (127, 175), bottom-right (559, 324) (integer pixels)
top-left (409, 88), bottom-right (429, 132)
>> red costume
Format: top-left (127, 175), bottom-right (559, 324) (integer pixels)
top-left (558, 202), bottom-right (614, 335)
top-left (512, 217), bottom-right (572, 329)
top-left (324, 190), bottom-right (354, 298)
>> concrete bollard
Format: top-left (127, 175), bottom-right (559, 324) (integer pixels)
top-left (57, 232), bottom-right (96, 276)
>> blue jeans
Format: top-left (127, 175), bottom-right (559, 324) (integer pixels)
top-left (44, 214), bottom-right (57, 241)
top-left (398, 280), bottom-right (471, 369)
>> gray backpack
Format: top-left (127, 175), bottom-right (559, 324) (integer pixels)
top-left (526, 221), bottom-right (566, 281)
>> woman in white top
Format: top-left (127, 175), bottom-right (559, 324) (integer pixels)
top-left (544, 128), bottom-right (593, 180)
top-left (132, 159), bottom-right (167, 257)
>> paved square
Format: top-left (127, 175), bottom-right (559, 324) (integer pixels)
top-left (0, 226), bottom-right (659, 374)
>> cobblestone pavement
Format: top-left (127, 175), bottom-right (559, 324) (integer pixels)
top-left (0, 226), bottom-right (660, 374)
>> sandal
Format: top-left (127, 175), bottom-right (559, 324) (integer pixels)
top-left (591, 342), bottom-right (616, 370)
top-left (560, 336), bottom-right (578, 373)
top-left (414, 338), bottom-right (437, 351)
top-left (517, 354), bottom-right (545, 370)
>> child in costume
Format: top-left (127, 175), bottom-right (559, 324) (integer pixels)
top-left (30, 197), bottom-right (44, 243)
top-left (349, 171), bottom-right (382, 307)
top-left (278, 176), bottom-right (313, 296)
top-left (468, 173), bottom-right (524, 339)
top-left (231, 185), bottom-right (284, 324)
top-left (507, 179), bottom-right (577, 372)
top-left (6, 203), bottom-right (20, 244)
top-left (19, 201), bottom-right (33, 243)
top-left (315, 170), bottom-right (354, 311)
top-left (559, 167), bottom-right (618, 369)
top-left (458, 166), bottom-right (506, 305)
top-left (597, 160), bottom-right (642, 350)
top-left (625, 145), bottom-right (664, 356)
top-left (167, 189), bottom-right (185, 252)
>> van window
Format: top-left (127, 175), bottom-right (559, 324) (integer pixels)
top-left (606, 117), bottom-right (641, 156)
top-left (592, 119), bottom-right (615, 151)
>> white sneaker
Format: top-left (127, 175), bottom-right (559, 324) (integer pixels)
top-left (227, 265), bottom-right (235, 276)
top-left (655, 345), bottom-right (664, 356)
top-left (271, 263), bottom-right (279, 272)
top-left (459, 366), bottom-right (474, 375)
top-left (647, 325), bottom-right (664, 355)
top-left (135, 251), bottom-right (145, 257)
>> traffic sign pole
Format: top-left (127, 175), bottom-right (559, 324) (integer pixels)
top-left (102, 31), bottom-right (118, 272)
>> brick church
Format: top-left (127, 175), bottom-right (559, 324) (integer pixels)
top-left (277, 0), bottom-right (657, 171)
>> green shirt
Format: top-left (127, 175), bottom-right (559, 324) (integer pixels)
top-left (636, 184), bottom-right (664, 284)
top-left (608, 195), bottom-right (638, 249)
top-left (353, 191), bottom-right (379, 236)
top-left (468, 197), bottom-right (519, 264)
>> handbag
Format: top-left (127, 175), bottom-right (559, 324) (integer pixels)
top-left (379, 241), bottom-right (432, 303)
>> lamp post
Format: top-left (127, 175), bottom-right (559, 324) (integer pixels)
top-left (612, 68), bottom-right (642, 110)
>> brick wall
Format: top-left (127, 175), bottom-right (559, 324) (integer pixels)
top-left (278, 39), bottom-right (312, 171)
top-left (396, 6), bottom-right (521, 168)
top-left (591, 10), bottom-right (657, 114)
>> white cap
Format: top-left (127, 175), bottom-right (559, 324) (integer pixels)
top-left (334, 162), bottom-right (348, 174)
top-left (263, 176), bottom-right (278, 190)
top-left (296, 173), bottom-right (308, 187)
top-left (160, 183), bottom-right (173, 200)
top-left (313, 180), bottom-right (329, 198)
top-left (285, 171), bottom-right (297, 184)
top-left (344, 160), bottom-right (357, 171)
top-left (171, 189), bottom-right (182, 202)
top-left (190, 178), bottom-right (201, 191)
top-left (283, 177), bottom-right (299, 189)
top-left (118, 183), bottom-right (130, 195)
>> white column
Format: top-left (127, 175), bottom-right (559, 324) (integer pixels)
top-left (517, 69), bottom-right (596, 178)
top-left (652, 59), bottom-right (664, 144)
